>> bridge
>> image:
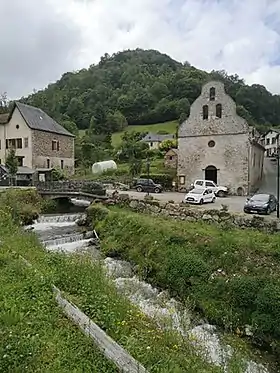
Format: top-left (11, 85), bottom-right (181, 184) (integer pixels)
top-left (36, 181), bottom-right (108, 202)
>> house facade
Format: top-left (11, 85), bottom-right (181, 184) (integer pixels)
top-left (177, 81), bottom-right (264, 195)
top-left (164, 148), bottom-right (178, 169)
top-left (0, 102), bottom-right (75, 174)
top-left (260, 129), bottom-right (279, 157)
top-left (141, 133), bottom-right (175, 150)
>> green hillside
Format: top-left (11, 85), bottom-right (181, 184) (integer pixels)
top-left (20, 49), bottom-right (280, 137)
top-left (111, 120), bottom-right (177, 146)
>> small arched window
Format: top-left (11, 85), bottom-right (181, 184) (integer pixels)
top-left (216, 104), bottom-right (222, 118)
top-left (203, 105), bottom-right (209, 120)
top-left (210, 87), bottom-right (216, 101)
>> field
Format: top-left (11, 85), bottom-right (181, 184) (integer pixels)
top-left (79, 120), bottom-right (178, 147)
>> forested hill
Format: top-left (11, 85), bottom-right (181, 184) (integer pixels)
top-left (20, 49), bottom-right (280, 134)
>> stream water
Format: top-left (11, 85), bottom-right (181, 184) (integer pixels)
top-left (29, 212), bottom-right (274, 373)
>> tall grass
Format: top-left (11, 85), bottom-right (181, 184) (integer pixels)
top-left (0, 209), bottom-right (223, 373)
top-left (92, 206), bottom-right (280, 363)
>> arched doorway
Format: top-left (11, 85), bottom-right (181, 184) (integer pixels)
top-left (205, 165), bottom-right (217, 183)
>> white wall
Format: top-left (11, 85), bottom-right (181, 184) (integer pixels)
top-left (0, 108), bottom-right (32, 167)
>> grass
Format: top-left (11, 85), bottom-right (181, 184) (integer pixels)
top-left (0, 232), bottom-right (118, 371)
top-left (112, 120), bottom-right (178, 147)
top-left (78, 120), bottom-right (178, 147)
top-left (72, 158), bottom-right (169, 182)
top-left (0, 209), bottom-right (224, 373)
top-left (90, 205), bottom-right (280, 366)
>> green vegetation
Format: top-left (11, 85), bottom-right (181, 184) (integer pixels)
top-left (90, 205), bottom-right (280, 361)
top-left (0, 246), bottom-right (118, 372)
top-left (111, 120), bottom-right (178, 147)
top-left (21, 49), bottom-right (280, 135)
top-left (0, 210), bottom-right (224, 373)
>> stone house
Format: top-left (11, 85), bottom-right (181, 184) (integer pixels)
top-left (0, 102), bottom-right (75, 175)
top-left (141, 133), bottom-right (175, 150)
top-left (177, 81), bottom-right (264, 195)
top-left (260, 129), bottom-right (280, 157)
top-left (164, 148), bottom-right (178, 169)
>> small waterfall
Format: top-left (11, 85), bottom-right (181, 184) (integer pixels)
top-left (43, 231), bottom-right (93, 248)
top-left (103, 258), bottom-right (270, 373)
top-left (38, 214), bottom-right (85, 223)
top-left (34, 225), bottom-right (271, 373)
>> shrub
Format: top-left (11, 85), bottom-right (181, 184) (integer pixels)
top-left (94, 207), bottom-right (280, 357)
top-left (41, 199), bottom-right (58, 214)
top-left (86, 204), bottom-right (109, 225)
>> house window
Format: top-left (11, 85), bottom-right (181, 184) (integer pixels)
top-left (272, 137), bottom-right (276, 144)
top-left (179, 175), bottom-right (185, 185)
top-left (168, 156), bottom-right (173, 160)
top-left (16, 125), bottom-right (19, 129)
top-left (150, 142), bottom-right (153, 147)
top-left (52, 140), bottom-right (60, 151)
top-left (0, 140), bottom-right (1, 150)
top-left (210, 87), bottom-right (216, 101)
top-left (6, 138), bottom-right (23, 149)
top-left (24, 138), bottom-right (29, 148)
top-left (47, 159), bottom-right (50, 169)
top-left (253, 153), bottom-right (256, 167)
top-left (60, 160), bottom-right (64, 170)
top-left (16, 138), bottom-right (22, 149)
top-left (266, 138), bottom-right (270, 145)
top-left (216, 104), bottom-right (222, 118)
top-left (203, 105), bottom-right (209, 120)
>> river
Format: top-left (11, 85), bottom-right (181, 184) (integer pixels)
top-left (28, 206), bottom-right (275, 373)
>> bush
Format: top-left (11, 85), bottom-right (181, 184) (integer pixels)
top-left (41, 199), bottom-right (58, 214)
top-left (86, 204), bottom-right (109, 225)
top-left (94, 207), bottom-right (280, 357)
top-left (0, 189), bottom-right (43, 224)
top-left (140, 173), bottom-right (174, 188)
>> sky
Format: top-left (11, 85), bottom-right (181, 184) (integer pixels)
top-left (1, 0), bottom-right (280, 98)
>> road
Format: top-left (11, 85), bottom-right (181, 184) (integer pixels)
top-left (108, 158), bottom-right (279, 217)
top-left (258, 157), bottom-right (277, 196)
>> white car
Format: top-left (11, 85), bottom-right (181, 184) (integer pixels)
top-left (191, 180), bottom-right (228, 197)
top-left (184, 188), bottom-right (216, 205)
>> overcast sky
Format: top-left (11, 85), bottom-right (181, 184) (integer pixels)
top-left (1, 0), bottom-right (280, 98)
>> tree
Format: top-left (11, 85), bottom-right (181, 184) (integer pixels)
top-left (20, 48), bottom-right (280, 134)
top-left (6, 148), bottom-right (18, 185)
top-left (61, 120), bottom-right (78, 136)
top-left (159, 139), bottom-right (177, 152)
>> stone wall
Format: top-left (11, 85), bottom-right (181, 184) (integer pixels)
top-left (100, 194), bottom-right (279, 233)
top-left (37, 180), bottom-right (106, 195)
top-left (32, 130), bottom-right (75, 174)
top-left (177, 81), bottom-right (258, 195)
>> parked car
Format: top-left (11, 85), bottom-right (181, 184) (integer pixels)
top-left (135, 178), bottom-right (163, 193)
top-left (243, 193), bottom-right (277, 215)
top-left (190, 180), bottom-right (228, 197)
top-left (184, 188), bottom-right (216, 205)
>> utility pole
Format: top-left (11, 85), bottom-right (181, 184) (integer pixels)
top-left (146, 157), bottom-right (150, 196)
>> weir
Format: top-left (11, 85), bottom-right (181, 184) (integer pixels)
top-left (28, 213), bottom-right (271, 373)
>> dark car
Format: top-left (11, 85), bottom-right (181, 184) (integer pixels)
top-left (243, 193), bottom-right (277, 215)
top-left (135, 179), bottom-right (163, 193)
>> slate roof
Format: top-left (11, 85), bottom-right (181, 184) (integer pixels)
top-left (14, 102), bottom-right (74, 137)
top-left (141, 133), bottom-right (175, 143)
top-left (0, 165), bottom-right (35, 175)
top-left (0, 113), bottom-right (9, 124)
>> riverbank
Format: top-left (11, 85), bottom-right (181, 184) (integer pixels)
top-left (89, 204), bottom-right (280, 367)
top-left (1, 210), bottom-right (226, 373)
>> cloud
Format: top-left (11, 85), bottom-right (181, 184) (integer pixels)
top-left (0, 0), bottom-right (82, 98)
top-left (1, 0), bottom-right (280, 98)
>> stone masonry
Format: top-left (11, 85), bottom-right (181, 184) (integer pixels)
top-left (32, 130), bottom-right (75, 173)
top-left (177, 81), bottom-right (264, 195)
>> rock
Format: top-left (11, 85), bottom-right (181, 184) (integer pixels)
top-left (202, 214), bottom-right (212, 221)
top-left (129, 200), bottom-right (139, 209)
